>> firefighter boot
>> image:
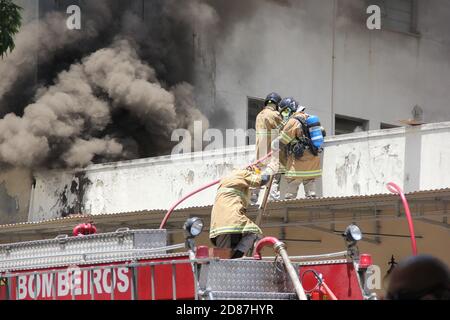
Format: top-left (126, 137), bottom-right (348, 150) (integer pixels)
top-left (233, 233), bottom-right (259, 259)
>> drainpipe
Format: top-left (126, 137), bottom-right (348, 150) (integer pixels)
top-left (330, 0), bottom-right (337, 134)
top-left (254, 237), bottom-right (308, 301)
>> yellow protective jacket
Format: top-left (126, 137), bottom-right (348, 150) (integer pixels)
top-left (210, 169), bottom-right (263, 239)
top-left (278, 112), bottom-right (322, 180)
top-left (255, 105), bottom-right (283, 162)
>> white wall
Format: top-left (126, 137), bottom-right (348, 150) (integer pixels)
top-left (209, 0), bottom-right (335, 133)
top-left (29, 147), bottom-right (254, 222)
top-left (333, 0), bottom-right (450, 130)
top-left (420, 126), bottom-right (450, 190)
top-left (201, 0), bottom-right (450, 134)
top-left (322, 128), bottom-right (406, 196)
top-left (29, 122), bottom-right (450, 222)
top-left (0, 168), bottom-right (32, 225)
top-left (323, 122), bottom-right (450, 195)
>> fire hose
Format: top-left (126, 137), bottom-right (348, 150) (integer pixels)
top-left (253, 237), bottom-right (308, 301)
top-left (387, 182), bottom-right (418, 256)
top-left (159, 152), bottom-right (273, 229)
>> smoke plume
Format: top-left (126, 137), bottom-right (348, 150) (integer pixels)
top-left (0, 0), bottom-right (291, 169)
top-left (0, 0), bottom-right (215, 168)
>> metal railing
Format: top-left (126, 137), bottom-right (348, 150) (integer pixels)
top-left (261, 250), bottom-right (348, 261)
top-left (0, 243), bottom-right (186, 265)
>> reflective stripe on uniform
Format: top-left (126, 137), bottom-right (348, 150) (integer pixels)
top-left (280, 131), bottom-right (294, 144)
top-left (209, 225), bottom-right (262, 239)
top-left (256, 129), bottom-right (280, 137)
top-left (285, 170), bottom-right (322, 178)
top-left (256, 130), bottom-right (276, 136)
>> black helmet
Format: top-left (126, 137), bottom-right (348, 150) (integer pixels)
top-left (279, 97), bottom-right (298, 120)
top-left (265, 92), bottom-right (282, 107)
top-left (279, 97), bottom-right (298, 112)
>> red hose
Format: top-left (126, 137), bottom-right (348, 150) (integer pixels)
top-left (387, 182), bottom-right (418, 256)
top-left (253, 236), bottom-right (282, 260)
top-left (159, 179), bottom-right (220, 229)
top-left (73, 223), bottom-right (97, 237)
top-left (159, 152), bottom-right (273, 229)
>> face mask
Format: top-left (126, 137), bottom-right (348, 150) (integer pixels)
top-left (281, 109), bottom-right (291, 120)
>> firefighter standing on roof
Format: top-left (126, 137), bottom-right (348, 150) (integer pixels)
top-left (272, 104), bottom-right (324, 199)
top-left (275, 97), bottom-right (300, 176)
top-left (251, 92), bottom-right (283, 203)
top-left (210, 167), bottom-right (270, 259)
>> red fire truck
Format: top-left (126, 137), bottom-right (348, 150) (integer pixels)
top-left (0, 218), bottom-right (376, 300)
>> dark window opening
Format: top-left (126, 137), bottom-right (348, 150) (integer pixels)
top-left (247, 97), bottom-right (265, 145)
top-left (335, 115), bottom-right (369, 135)
top-left (381, 122), bottom-right (400, 130)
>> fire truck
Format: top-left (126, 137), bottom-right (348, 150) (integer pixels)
top-left (0, 218), bottom-right (376, 300)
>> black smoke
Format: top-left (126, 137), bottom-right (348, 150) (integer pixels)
top-left (0, 0), bottom-right (292, 169)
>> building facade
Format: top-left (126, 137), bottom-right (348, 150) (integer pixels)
top-left (15, 0), bottom-right (450, 137)
top-left (200, 0), bottom-right (450, 139)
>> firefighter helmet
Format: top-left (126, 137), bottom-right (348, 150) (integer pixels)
top-left (279, 97), bottom-right (297, 120)
top-left (265, 92), bottom-right (282, 108)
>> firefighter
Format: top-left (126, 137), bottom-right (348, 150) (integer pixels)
top-left (210, 166), bottom-right (270, 259)
top-left (268, 97), bottom-right (299, 199)
top-left (271, 105), bottom-right (324, 199)
top-left (251, 92), bottom-right (283, 204)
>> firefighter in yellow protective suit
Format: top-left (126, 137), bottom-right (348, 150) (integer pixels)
top-left (251, 92), bottom-right (283, 204)
top-left (210, 167), bottom-right (270, 259)
top-left (272, 106), bottom-right (323, 199)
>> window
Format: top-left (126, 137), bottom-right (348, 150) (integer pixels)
top-left (368, 0), bottom-right (418, 34)
top-left (335, 115), bottom-right (369, 135)
top-left (380, 122), bottom-right (400, 130)
top-left (247, 97), bottom-right (265, 145)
